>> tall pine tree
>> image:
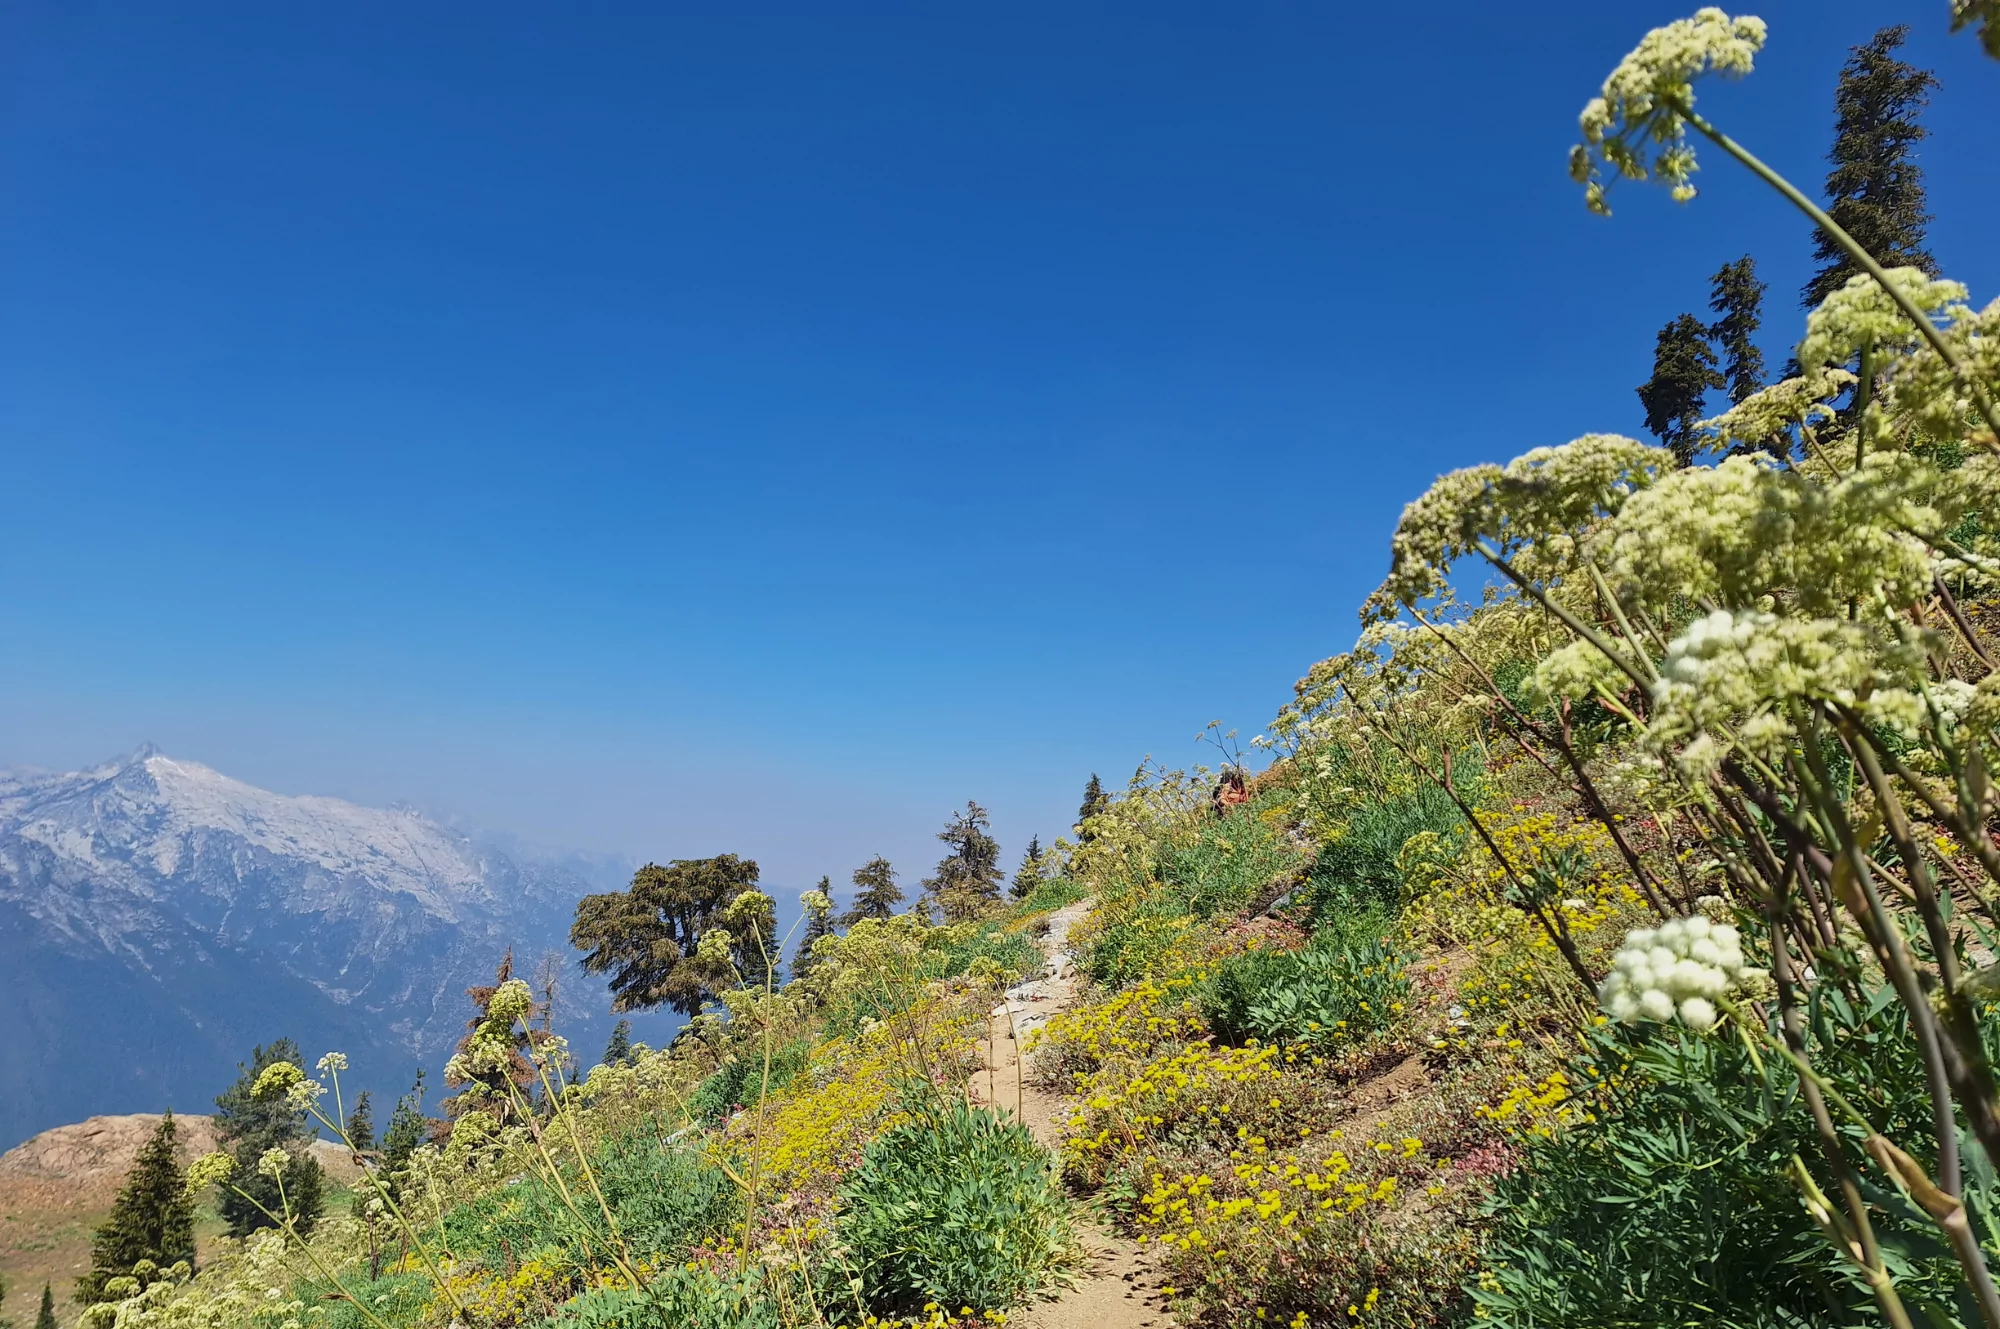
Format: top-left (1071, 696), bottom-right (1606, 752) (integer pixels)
top-left (1075, 774), bottom-right (1108, 843)
top-left (1010, 836), bottom-right (1046, 901)
top-left (1707, 256), bottom-right (1767, 405)
top-left (922, 801), bottom-right (1004, 922)
top-left (841, 857), bottom-right (904, 926)
top-left (37, 1283), bottom-right (58, 1329)
top-left (345, 1091), bottom-right (376, 1154)
top-left (1803, 27), bottom-right (1938, 308)
top-left (602, 1019), bottom-right (635, 1069)
top-left (213, 1040), bottom-right (327, 1238)
top-left (1637, 313), bottom-right (1724, 465)
top-left (378, 1070), bottom-right (430, 1197)
top-left (76, 1112), bottom-right (196, 1305)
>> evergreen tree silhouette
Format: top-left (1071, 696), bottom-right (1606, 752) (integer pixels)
top-left (1010, 836), bottom-right (1046, 900)
top-left (1076, 774), bottom-right (1108, 842)
top-left (1803, 26), bottom-right (1938, 308)
top-left (842, 857), bottom-right (904, 926)
top-left (1637, 313), bottom-right (1724, 465)
top-left (1707, 256), bottom-right (1767, 405)
top-left (602, 1018), bottom-right (634, 1068)
top-left (76, 1112), bottom-right (196, 1304)
top-left (213, 1039), bottom-right (327, 1239)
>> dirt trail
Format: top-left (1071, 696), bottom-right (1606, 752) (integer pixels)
top-left (970, 901), bottom-right (1174, 1329)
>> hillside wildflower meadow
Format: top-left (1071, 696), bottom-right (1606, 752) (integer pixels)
top-left (67, 8), bottom-right (2000, 1328)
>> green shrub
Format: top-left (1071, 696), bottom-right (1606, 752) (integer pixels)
top-left (689, 1039), bottom-right (813, 1125)
top-left (1078, 895), bottom-right (1189, 989)
top-left (839, 1098), bottom-right (1072, 1315)
top-left (285, 1271), bottom-right (430, 1329)
top-left (1301, 779), bottom-right (1465, 923)
top-left (440, 1127), bottom-right (737, 1270)
top-left (1198, 929), bottom-right (1410, 1049)
top-left (1010, 877), bottom-right (1087, 916)
top-left (548, 1265), bottom-right (783, 1329)
top-left (1474, 994), bottom-right (2000, 1328)
top-left (926, 921), bottom-right (1041, 983)
top-left (1157, 794), bottom-right (1305, 918)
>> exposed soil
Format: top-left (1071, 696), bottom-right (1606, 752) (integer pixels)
top-left (969, 902), bottom-right (1176, 1329)
top-left (0, 1114), bottom-right (363, 1327)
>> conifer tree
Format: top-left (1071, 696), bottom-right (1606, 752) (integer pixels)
top-left (1803, 27), bottom-right (1938, 308)
top-left (345, 1091), bottom-right (376, 1154)
top-left (37, 1283), bottom-right (57, 1329)
top-left (1636, 313), bottom-right (1724, 465)
top-left (1076, 775), bottom-right (1107, 842)
top-left (1010, 836), bottom-right (1045, 900)
top-left (842, 857), bottom-right (904, 926)
top-left (572, 855), bottom-right (761, 1017)
top-left (790, 879), bottom-right (836, 979)
top-left (76, 1112), bottom-right (196, 1304)
top-left (1707, 256), bottom-right (1767, 405)
top-left (213, 1040), bottom-right (327, 1238)
top-left (379, 1071), bottom-right (430, 1196)
top-left (602, 1018), bottom-right (634, 1069)
top-left (923, 801), bottom-right (1004, 922)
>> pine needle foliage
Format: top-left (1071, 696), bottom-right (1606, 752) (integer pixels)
top-left (1636, 312), bottom-right (1725, 464)
top-left (1802, 26), bottom-right (1938, 308)
top-left (213, 1040), bottom-right (326, 1239)
top-left (571, 855), bottom-right (759, 1017)
top-left (841, 856), bottom-right (904, 926)
top-left (1707, 254), bottom-right (1767, 404)
top-left (76, 1112), bottom-right (196, 1305)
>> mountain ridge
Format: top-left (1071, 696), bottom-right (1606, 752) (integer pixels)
top-left (0, 746), bottom-right (639, 1150)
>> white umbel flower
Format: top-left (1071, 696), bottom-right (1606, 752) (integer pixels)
top-left (1600, 914), bottom-right (1763, 1030)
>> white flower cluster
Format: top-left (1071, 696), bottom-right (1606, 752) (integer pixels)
top-left (1642, 608), bottom-right (1936, 770)
top-left (1600, 914), bottom-right (1762, 1030)
top-left (1797, 268), bottom-right (1970, 373)
top-left (1367, 434), bottom-right (1664, 622)
top-left (1605, 454), bottom-right (1941, 620)
top-left (1571, 8), bottom-right (1768, 213)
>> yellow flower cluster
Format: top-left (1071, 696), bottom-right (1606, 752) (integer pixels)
top-left (735, 996), bottom-right (983, 1203)
top-left (1473, 1069), bottom-right (1587, 1139)
top-left (426, 1255), bottom-right (568, 1327)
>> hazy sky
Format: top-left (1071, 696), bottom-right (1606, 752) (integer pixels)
top-left (3, 2), bottom-right (1996, 901)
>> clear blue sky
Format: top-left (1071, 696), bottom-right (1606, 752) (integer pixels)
top-left (3, 3), bottom-right (1995, 899)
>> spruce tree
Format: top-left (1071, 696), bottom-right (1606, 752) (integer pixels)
top-left (213, 1039), bottom-right (327, 1238)
top-left (1009, 836), bottom-right (1045, 901)
top-left (1803, 27), bottom-right (1938, 308)
top-left (1076, 775), bottom-right (1107, 842)
top-left (1707, 256), bottom-right (1767, 405)
top-left (790, 879), bottom-right (836, 979)
top-left (922, 801), bottom-right (1004, 922)
top-left (37, 1283), bottom-right (58, 1329)
top-left (1637, 313), bottom-right (1724, 465)
top-left (379, 1071), bottom-right (430, 1196)
top-left (841, 857), bottom-right (904, 926)
top-left (76, 1112), bottom-right (196, 1305)
top-left (602, 1018), bottom-right (634, 1069)
top-left (345, 1091), bottom-right (376, 1154)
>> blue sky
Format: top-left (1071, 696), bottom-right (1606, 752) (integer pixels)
top-left (2, 2), bottom-right (1996, 902)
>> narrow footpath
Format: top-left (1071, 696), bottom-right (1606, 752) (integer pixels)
top-left (971, 901), bottom-right (1173, 1329)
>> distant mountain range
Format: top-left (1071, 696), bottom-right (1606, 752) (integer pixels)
top-left (0, 746), bottom-right (644, 1149)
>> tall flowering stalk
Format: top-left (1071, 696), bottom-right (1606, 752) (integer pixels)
top-left (1333, 10), bottom-right (2000, 1321)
